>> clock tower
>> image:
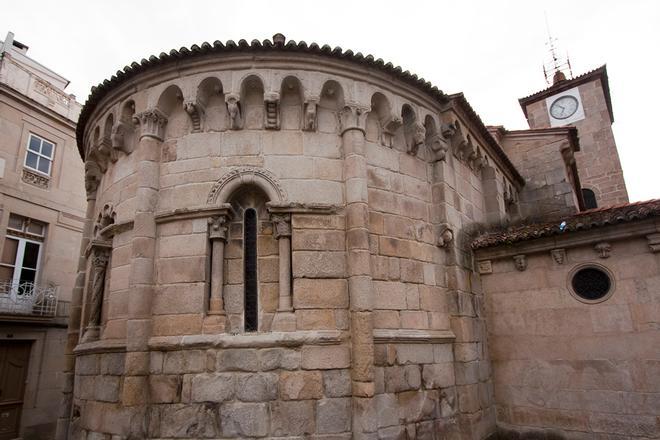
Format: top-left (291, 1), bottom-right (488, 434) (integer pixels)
top-left (519, 65), bottom-right (628, 208)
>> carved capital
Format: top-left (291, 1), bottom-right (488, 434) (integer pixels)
top-left (208, 215), bottom-right (229, 241)
top-left (225, 94), bottom-right (242, 130)
top-left (91, 247), bottom-right (111, 269)
top-left (513, 254), bottom-right (527, 271)
top-left (271, 213), bottom-right (292, 239)
top-left (340, 103), bottom-right (369, 135)
top-left (184, 101), bottom-right (205, 133)
top-left (594, 242), bottom-right (611, 259)
top-left (133, 108), bottom-right (168, 141)
top-left (94, 204), bottom-right (116, 239)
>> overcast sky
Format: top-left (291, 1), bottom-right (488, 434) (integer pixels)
top-left (3, 0), bottom-right (658, 201)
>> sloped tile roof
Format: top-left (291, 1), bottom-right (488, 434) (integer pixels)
top-left (472, 199), bottom-right (660, 249)
top-left (76, 35), bottom-right (450, 158)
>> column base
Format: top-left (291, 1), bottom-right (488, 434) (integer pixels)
top-left (81, 325), bottom-right (100, 343)
top-left (271, 311), bottom-right (296, 331)
top-left (203, 314), bottom-right (226, 333)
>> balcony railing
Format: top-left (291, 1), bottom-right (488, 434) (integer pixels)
top-left (0, 281), bottom-right (58, 318)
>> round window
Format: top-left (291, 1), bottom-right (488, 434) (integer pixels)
top-left (568, 265), bottom-right (614, 303)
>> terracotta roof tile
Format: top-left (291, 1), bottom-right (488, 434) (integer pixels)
top-left (471, 199), bottom-right (660, 249)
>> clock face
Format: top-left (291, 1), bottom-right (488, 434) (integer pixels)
top-left (550, 95), bottom-right (579, 120)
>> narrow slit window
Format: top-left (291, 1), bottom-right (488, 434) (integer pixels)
top-left (244, 208), bottom-right (258, 332)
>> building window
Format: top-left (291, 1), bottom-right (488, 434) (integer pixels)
top-left (582, 188), bottom-right (597, 210)
top-left (243, 208), bottom-right (258, 332)
top-left (568, 264), bottom-right (614, 304)
top-left (0, 214), bottom-right (45, 291)
top-left (24, 134), bottom-right (55, 176)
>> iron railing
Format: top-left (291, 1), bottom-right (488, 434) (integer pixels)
top-left (0, 281), bottom-right (58, 317)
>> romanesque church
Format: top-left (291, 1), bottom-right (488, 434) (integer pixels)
top-left (59, 33), bottom-right (659, 439)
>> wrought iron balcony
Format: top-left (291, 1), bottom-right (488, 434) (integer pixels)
top-left (0, 281), bottom-right (58, 318)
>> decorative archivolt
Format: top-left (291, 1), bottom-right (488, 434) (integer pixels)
top-left (207, 167), bottom-right (286, 205)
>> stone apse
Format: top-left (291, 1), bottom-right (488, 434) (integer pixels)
top-left (63, 34), bottom-right (532, 440)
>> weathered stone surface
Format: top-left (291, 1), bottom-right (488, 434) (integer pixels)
top-left (220, 402), bottom-right (269, 437)
top-left (384, 365), bottom-right (422, 393)
top-left (317, 398), bottom-right (351, 434)
top-left (163, 350), bottom-right (205, 373)
top-left (258, 348), bottom-right (301, 371)
top-left (149, 375), bottom-right (181, 403)
top-left (217, 349), bottom-right (259, 372)
top-left (270, 400), bottom-right (315, 436)
top-left (279, 370), bottom-right (323, 400)
top-left (422, 363), bottom-right (455, 389)
top-left (302, 346), bottom-right (351, 370)
top-left (190, 373), bottom-right (235, 402)
top-left (236, 373), bottom-right (278, 402)
top-left (323, 369), bottom-right (352, 397)
top-left (160, 403), bottom-right (221, 438)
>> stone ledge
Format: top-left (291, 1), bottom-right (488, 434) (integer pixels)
top-left (149, 330), bottom-right (345, 351)
top-left (73, 338), bottom-right (126, 355)
top-left (373, 329), bottom-right (455, 344)
top-left (155, 204), bottom-right (233, 224)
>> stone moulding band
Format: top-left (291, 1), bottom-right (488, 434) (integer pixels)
top-left (155, 204), bottom-right (234, 224)
top-left (73, 338), bottom-right (127, 355)
top-left (373, 329), bottom-right (456, 344)
top-left (149, 330), bottom-right (345, 351)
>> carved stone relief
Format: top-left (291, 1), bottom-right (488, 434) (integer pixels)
top-left (225, 94), bottom-right (242, 130)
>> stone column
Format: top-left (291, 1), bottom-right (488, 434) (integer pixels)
top-left (271, 212), bottom-right (295, 331)
top-left (81, 243), bottom-right (111, 342)
top-left (272, 213), bottom-right (292, 311)
top-left (208, 215), bottom-right (229, 314)
top-left (340, 103), bottom-right (377, 438)
top-left (55, 172), bottom-right (99, 440)
top-left (123, 109), bottom-right (167, 433)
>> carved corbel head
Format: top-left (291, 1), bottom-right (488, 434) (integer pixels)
top-left (437, 223), bottom-right (454, 248)
top-left (303, 97), bottom-right (319, 132)
top-left (225, 94), bottom-right (242, 130)
top-left (264, 92), bottom-right (281, 130)
top-left (594, 242), bottom-right (611, 259)
top-left (427, 133), bottom-right (449, 162)
top-left (408, 121), bottom-right (426, 156)
top-left (184, 100), bottom-right (205, 133)
top-left (380, 113), bottom-right (402, 147)
top-left (551, 248), bottom-right (566, 265)
top-left (513, 254), bottom-right (527, 271)
top-left (84, 160), bottom-right (102, 197)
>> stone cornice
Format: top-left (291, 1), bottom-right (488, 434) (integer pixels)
top-left (266, 202), bottom-right (338, 215)
top-left (148, 330), bottom-right (345, 351)
top-left (73, 338), bottom-right (126, 355)
top-left (474, 217), bottom-right (660, 261)
top-left (155, 204), bottom-right (234, 224)
top-left (373, 329), bottom-right (455, 344)
top-left (76, 35), bottom-right (452, 158)
top-left (0, 82), bottom-right (78, 129)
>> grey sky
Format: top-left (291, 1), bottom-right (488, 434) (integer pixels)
top-left (3, 0), bottom-right (658, 201)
